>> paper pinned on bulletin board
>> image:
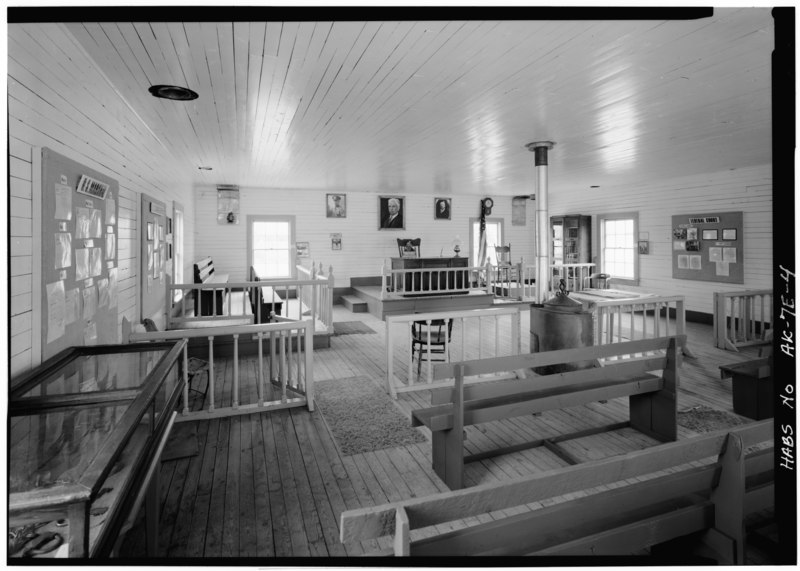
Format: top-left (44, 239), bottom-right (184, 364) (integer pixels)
top-left (65, 287), bottom-right (80, 325)
top-left (46, 281), bottom-right (66, 343)
top-left (54, 184), bottom-right (73, 220)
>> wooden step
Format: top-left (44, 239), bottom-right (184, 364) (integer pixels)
top-left (342, 294), bottom-right (368, 313)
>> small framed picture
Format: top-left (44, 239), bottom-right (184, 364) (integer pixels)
top-left (686, 227), bottom-right (698, 240)
top-left (701, 229), bottom-right (718, 240)
top-left (379, 196), bottom-right (405, 230)
top-left (434, 198), bottom-right (451, 220)
top-left (638, 240), bottom-right (649, 255)
top-left (722, 228), bottom-right (737, 240)
top-left (326, 194), bottom-right (346, 218)
top-left (296, 242), bottom-right (310, 258)
top-left (331, 233), bottom-right (342, 250)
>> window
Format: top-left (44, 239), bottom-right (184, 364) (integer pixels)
top-left (598, 212), bottom-right (639, 284)
top-left (470, 218), bottom-right (504, 266)
top-left (247, 216), bottom-right (296, 278)
top-left (172, 204), bottom-right (184, 302)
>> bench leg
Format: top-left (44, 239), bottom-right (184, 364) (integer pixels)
top-left (630, 338), bottom-right (679, 441)
top-left (432, 428), bottom-right (465, 490)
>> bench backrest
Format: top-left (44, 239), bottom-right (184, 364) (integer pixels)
top-left (194, 256), bottom-right (215, 283)
top-left (431, 335), bottom-right (685, 406)
top-left (339, 419), bottom-right (773, 558)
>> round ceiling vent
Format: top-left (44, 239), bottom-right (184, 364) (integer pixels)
top-left (148, 84), bottom-right (199, 101)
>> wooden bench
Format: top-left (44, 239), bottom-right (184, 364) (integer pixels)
top-left (193, 257), bottom-right (229, 316)
top-left (248, 266), bottom-right (285, 323)
top-left (340, 419), bottom-right (774, 561)
top-left (412, 336), bottom-right (683, 490)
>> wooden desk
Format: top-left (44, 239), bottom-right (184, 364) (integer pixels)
top-left (391, 257), bottom-right (469, 296)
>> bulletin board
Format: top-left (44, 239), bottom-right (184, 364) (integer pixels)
top-left (140, 193), bottom-right (168, 321)
top-left (40, 147), bottom-right (119, 361)
top-left (671, 211), bottom-right (743, 284)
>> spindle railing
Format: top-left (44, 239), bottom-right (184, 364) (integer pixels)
top-left (588, 294), bottom-right (694, 358)
top-left (385, 306), bottom-right (524, 398)
top-left (168, 271), bottom-right (334, 335)
top-left (297, 262), bottom-right (335, 333)
top-left (550, 263), bottom-right (596, 292)
top-left (126, 319), bottom-right (314, 421)
top-left (713, 289), bottom-right (773, 352)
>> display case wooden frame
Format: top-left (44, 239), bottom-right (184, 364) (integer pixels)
top-left (8, 340), bottom-right (187, 559)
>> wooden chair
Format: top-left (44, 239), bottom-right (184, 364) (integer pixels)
top-left (493, 244), bottom-right (517, 281)
top-left (411, 318), bottom-right (454, 375)
top-left (397, 238), bottom-right (421, 258)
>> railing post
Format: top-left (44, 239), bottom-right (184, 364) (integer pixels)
top-left (387, 319), bottom-right (396, 398)
top-left (207, 336), bottom-right (215, 412)
top-left (280, 330), bottom-right (287, 402)
top-left (305, 322), bottom-right (314, 411)
top-left (485, 260), bottom-right (493, 295)
top-left (232, 333), bottom-right (239, 408)
top-left (182, 344), bottom-right (190, 415)
top-left (257, 331), bottom-right (265, 406)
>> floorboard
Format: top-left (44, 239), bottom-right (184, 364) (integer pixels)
top-left (120, 304), bottom-right (775, 561)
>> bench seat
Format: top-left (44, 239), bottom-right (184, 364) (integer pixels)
top-left (413, 336), bottom-right (683, 490)
top-left (193, 257), bottom-right (229, 316)
top-left (249, 267), bottom-right (286, 322)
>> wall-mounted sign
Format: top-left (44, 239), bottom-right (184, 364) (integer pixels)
top-left (76, 174), bottom-right (110, 200)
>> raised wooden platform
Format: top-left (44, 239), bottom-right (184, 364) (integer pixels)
top-left (117, 307), bottom-right (779, 561)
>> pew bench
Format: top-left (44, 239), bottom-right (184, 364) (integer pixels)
top-left (193, 257), bottom-right (229, 316)
top-left (249, 266), bottom-right (285, 323)
top-left (411, 336), bottom-right (684, 490)
top-left (340, 419), bottom-right (774, 561)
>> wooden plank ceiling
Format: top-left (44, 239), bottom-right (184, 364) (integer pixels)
top-left (62, 8), bottom-right (773, 196)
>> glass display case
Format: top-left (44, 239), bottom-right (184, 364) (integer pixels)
top-left (8, 340), bottom-right (187, 559)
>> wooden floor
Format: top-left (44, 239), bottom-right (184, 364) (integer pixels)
top-left (119, 304), bottom-right (774, 561)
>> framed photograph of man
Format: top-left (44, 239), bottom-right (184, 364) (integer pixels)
top-left (326, 194), bottom-right (346, 218)
top-left (379, 196), bottom-right (405, 229)
top-left (434, 197), bottom-right (451, 220)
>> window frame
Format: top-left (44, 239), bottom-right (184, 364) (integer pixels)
top-left (596, 211), bottom-right (639, 286)
top-left (469, 217), bottom-right (504, 267)
top-left (246, 215), bottom-right (297, 279)
top-left (172, 202), bottom-right (185, 302)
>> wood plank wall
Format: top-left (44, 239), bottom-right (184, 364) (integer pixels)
top-left (7, 23), bottom-right (197, 379)
top-left (548, 164), bottom-right (772, 316)
top-left (194, 187), bottom-right (538, 282)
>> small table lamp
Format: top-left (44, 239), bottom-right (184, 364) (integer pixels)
top-left (452, 236), bottom-right (462, 257)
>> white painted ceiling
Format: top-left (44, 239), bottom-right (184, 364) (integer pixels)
top-left (63, 8), bottom-right (775, 196)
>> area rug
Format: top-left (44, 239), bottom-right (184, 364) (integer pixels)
top-left (162, 421), bottom-right (199, 461)
top-left (314, 376), bottom-right (426, 455)
top-left (677, 405), bottom-right (749, 434)
top-left (333, 321), bottom-right (376, 336)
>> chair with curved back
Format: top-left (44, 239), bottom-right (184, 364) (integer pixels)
top-left (411, 318), bottom-right (454, 375)
top-left (493, 244), bottom-right (517, 282)
top-left (397, 238), bottom-right (421, 258)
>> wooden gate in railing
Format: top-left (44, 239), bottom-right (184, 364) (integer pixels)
top-left (296, 262), bottom-right (335, 333)
top-left (126, 319), bottom-right (314, 421)
top-left (713, 289), bottom-right (773, 352)
top-left (385, 306), bottom-right (524, 398)
top-left (588, 294), bottom-right (695, 358)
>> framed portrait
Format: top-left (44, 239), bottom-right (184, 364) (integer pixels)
top-left (701, 229), bottom-right (718, 240)
top-left (638, 240), bottom-right (649, 255)
top-left (434, 197), bottom-right (451, 220)
top-left (379, 196), bottom-right (405, 230)
top-left (326, 194), bottom-right (346, 218)
top-left (330, 233), bottom-right (342, 250)
top-left (686, 227), bottom-right (698, 240)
